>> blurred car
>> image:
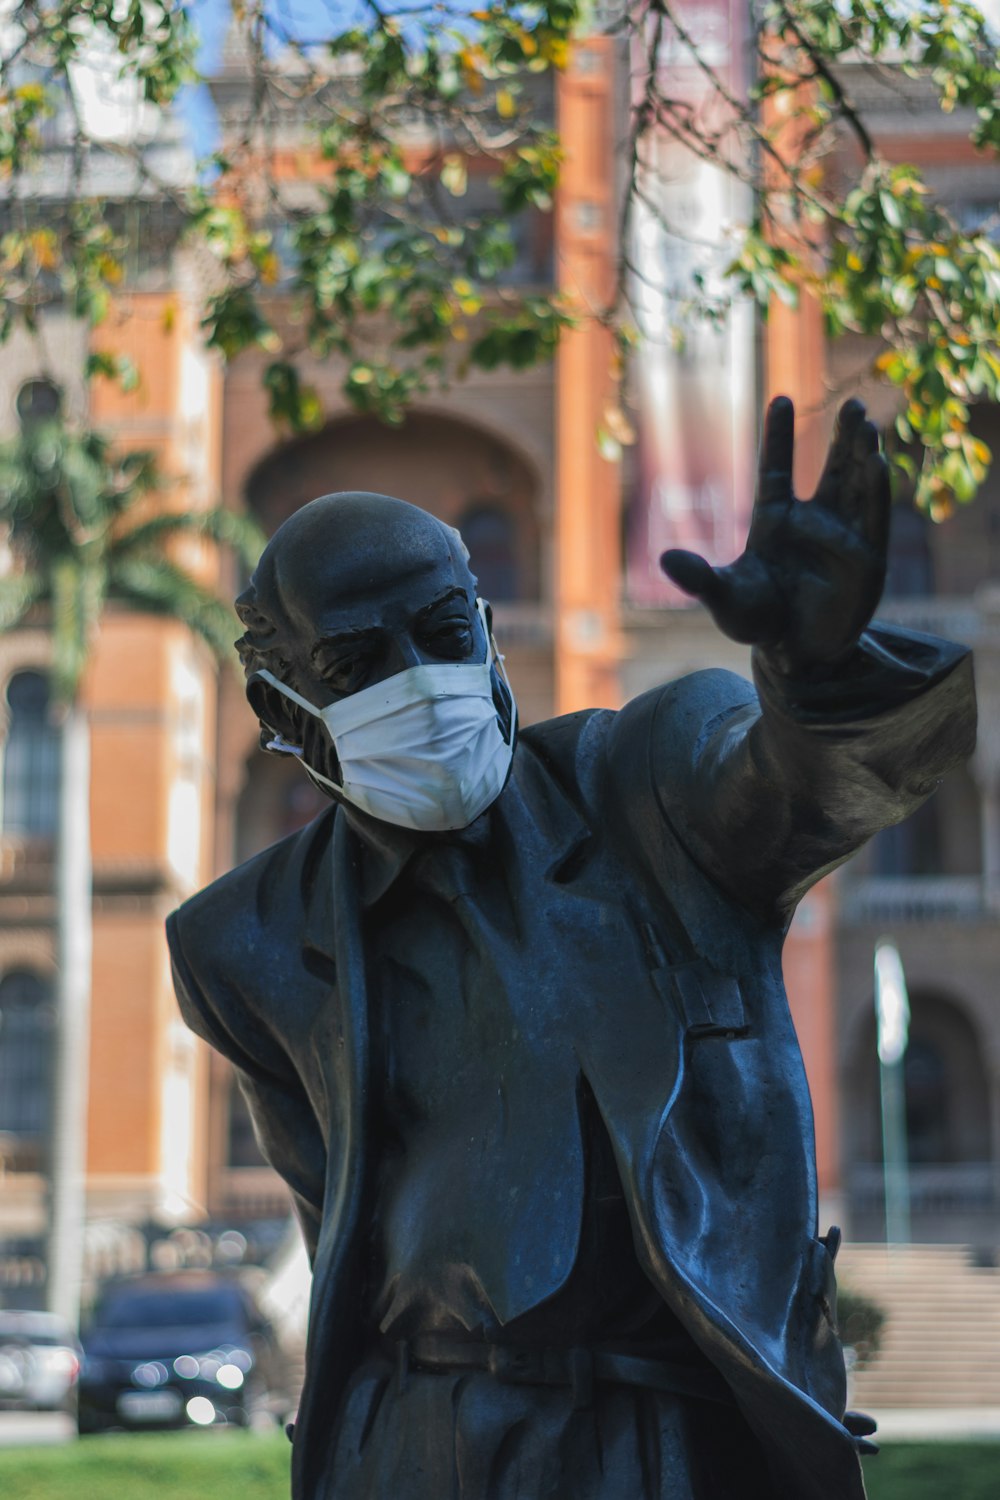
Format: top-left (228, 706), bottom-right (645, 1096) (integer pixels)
top-left (0, 1309), bottom-right (81, 1413)
top-left (77, 1270), bottom-right (292, 1435)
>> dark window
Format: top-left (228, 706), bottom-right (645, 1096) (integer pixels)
top-left (459, 506), bottom-right (519, 603)
top-left (227, 1078), bottom-right (266, 1169)
top-left (871, 799), bottom-right (942, 876)
top-left (14, 378), bottom-right (61, 427)
top-left (0, 970), bottom-right (55, 1173)
top-left (3, 672), bottom-right (60, 837)
top-left (883, 501), bottom-right (934, 599)
top-left (904, 1038), bottom-right (949, 1165)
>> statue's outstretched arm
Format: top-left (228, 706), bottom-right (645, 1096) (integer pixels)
top-left (607, 398), bottom-right (976, 924)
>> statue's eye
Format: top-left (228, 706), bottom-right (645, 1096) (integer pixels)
top-left (320, 650), bottom-right (374, 694)
top-left (425, 618), bottom-right (474, 657)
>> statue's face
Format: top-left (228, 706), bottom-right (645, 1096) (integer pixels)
top-left (248, 497), bottom-right (489, 791)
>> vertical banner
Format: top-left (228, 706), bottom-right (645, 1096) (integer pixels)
top-left (626, 0), bottom-right (757, 606)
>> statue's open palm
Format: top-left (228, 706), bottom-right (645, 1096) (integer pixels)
top-left (661, 397), bottom-right (891, 674)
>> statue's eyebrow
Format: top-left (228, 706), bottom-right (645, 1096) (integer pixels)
top-left (414, 586), bottom-right (471, 624)
top-left (309, 588), bottom-right (471, 664)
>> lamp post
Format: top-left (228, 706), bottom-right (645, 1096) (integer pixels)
top-left (874, 938), bottom-right (911, 1247)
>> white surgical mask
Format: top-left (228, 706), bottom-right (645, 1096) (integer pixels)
top-left (254, 600), bottom-right (516, 832)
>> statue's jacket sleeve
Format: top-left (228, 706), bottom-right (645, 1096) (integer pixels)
top-left (592, 620), bottom-right (975, 1500)
top-left (165, 817), bottom-right (344, 1265)
top-left (622, 622), bottom-right (976, 925)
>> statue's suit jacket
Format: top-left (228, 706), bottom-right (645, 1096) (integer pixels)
top-left (167, 625), bottom-right (975, 1500)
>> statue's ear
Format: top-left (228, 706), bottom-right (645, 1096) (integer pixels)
top-left (247, 676), bottom-right (304, 748)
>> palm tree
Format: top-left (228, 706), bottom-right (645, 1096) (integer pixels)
top-left (0, 414), bottom-right (263, 1329)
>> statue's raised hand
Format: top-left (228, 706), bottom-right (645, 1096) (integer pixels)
top-left (660, 396), bottom-right (890, 675)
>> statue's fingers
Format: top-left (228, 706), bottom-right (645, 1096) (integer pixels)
top-left (812, 399), bottom-right (873, 516)
top-left (662, 549), bottom-right (782, 645)
top-left (660, 548), bottom-right (723, 604)
top-left (756, 396), bottom-right (795, 511)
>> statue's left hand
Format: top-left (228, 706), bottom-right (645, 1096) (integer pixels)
top-left (660, 396), bottom-right (890, 675)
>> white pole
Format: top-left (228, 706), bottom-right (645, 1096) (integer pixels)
top-left (874, 938), bottom-right (911, 1247)
top-left (47, 701), bottom-right (93, 1328)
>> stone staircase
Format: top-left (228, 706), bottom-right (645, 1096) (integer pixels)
top-left (838, 1243), bottom-right (1000, 1408)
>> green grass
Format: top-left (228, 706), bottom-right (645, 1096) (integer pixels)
top-left (1, 1434), bottom-right (997, 1500)
top-left (0, 1430), bottom-right (290, 1500)
top-left (862, 1442), bottom-right (1000, 1500)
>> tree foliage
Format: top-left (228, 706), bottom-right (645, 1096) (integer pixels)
top-left (1, 1), bottom-right (1000, 509)
top-left (0, 418), bottom-right (264, 700)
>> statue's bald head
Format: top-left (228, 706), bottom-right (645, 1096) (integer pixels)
top-left (234, 491), bottom-right (491, 783)
top-left (235, 491), bottom-right (475, 684)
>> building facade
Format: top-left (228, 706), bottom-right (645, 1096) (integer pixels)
top-left (0, 33), bottom-right (996, 1311)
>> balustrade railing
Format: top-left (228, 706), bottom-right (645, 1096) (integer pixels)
top-left (849, 1162), bottom-right (997, 1215)
top-left (838, 876), bottom-right (985, 924)
top-left (490, 604), bottom-right (554, 647)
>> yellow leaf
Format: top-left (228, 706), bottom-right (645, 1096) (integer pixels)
top-left (874, 351), bottom-right (895, 373)
top-left (162, 303), bottom-right (176, 332)
top-left (30, 230), bottom-right (58, 270)
top-left (602, 403), bottom-right (636, 445)
top-left (496, 88), bottom-right (517, 119)
top-left (441, 155), bottom-right (468, 197)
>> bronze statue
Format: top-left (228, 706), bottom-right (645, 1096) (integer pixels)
top-left (167, 397), bottom-right (975, 1499)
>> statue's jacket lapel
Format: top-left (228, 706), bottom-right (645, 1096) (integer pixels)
top-left (291, 813), bottom-right (370, 1500)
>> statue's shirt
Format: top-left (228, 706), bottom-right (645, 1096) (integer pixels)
top-left (361, 773), bottom-right (693, 1345)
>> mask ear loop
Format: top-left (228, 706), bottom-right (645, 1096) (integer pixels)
top-left (251, 668), bottom-right (344, 793)
top-left (477, 598), bottom-right (517, 745)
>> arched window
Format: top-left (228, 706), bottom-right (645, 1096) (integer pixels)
top-left (14, 377), bottom-right (61, 428)
top-left (458, 505), bottom-right (519, 602)
top-left (2, 672), bottom-right (60, 837)
top-left (0, 970), bottom-right (55, 1173)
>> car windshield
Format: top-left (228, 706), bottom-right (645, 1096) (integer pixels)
top-left (0, 1322), bottom-right (68, 1346)
top-left (93, 1286), bottom-right (245, 1330)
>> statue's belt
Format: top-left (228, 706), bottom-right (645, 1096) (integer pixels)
top-left (393, 1335), bottom-right (736, 1409)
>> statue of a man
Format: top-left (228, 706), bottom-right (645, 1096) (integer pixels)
top-left (167, 398), bottom-right (975, 1500)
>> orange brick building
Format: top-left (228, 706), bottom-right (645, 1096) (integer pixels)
top-left (9, 33), bottom-right (997, 1310)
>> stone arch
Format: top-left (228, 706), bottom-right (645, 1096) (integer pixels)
top-left (215, 406), bottom-right (555, 873)
top-left (243, 409), bottom-right (544, 602)
top-left (844, 988), bottom-right (992, 1168)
